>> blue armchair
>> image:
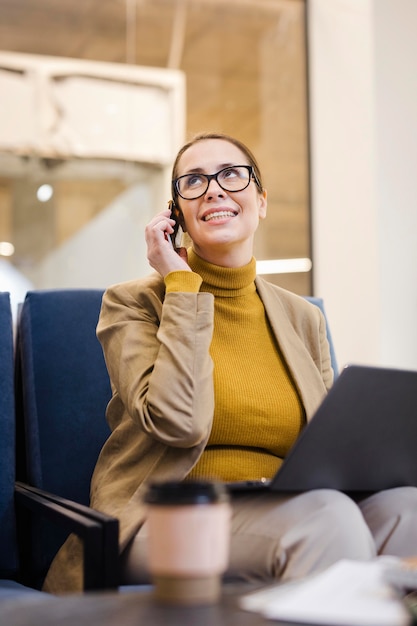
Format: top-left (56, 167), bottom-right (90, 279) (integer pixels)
top-left (304, 296), bottom-right (338, 377)
top-left (0, 292), bottom-right (49, 599)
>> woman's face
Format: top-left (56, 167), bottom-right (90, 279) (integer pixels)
top-left (175, 139), bottom-right (267, 267)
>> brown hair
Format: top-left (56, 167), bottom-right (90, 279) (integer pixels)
top-left (171, 132), bottom-right (264, 201)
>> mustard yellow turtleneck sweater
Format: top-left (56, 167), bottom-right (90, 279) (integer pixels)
top-left (165, 249), bottom-right (305, 482)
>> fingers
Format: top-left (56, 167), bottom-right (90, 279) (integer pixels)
top-left (146, 210), bottom-right (175, 243)
top-left (145, 211), bottom-right (190, 277)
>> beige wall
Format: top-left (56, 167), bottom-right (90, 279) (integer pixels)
top-left (309, 0), bottom-right (417, 370)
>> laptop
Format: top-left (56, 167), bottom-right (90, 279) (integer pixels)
top-left (227, 364), bottom-right (417, 493)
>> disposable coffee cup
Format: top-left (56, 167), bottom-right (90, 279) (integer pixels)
top-left (144, 480), bottom-right (231, 605)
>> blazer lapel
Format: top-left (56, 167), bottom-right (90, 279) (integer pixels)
top-left (255, 278), bottom-right (327, 421)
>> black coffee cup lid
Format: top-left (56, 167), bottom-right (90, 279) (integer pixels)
top-left (144, 480), bottom-right (229, 505)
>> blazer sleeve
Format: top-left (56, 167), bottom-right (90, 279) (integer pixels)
top-left (97, 278), bottom-right (215, 448)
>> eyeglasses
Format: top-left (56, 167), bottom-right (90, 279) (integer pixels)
top-left (173, 165), bottom-right (260, 200)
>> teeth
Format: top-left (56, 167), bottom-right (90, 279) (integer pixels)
top-left (204, 211), bottom-right (236, 222)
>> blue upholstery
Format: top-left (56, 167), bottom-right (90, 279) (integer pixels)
top-left (304, 296), bottom-right (338, 377)
top-left (0, 292), bottom-right (47, 598)
top-left (15, 289), bottom-right (112, 586)
top-left (16, 289), bottom-right (111, 503)
top-left (0, 292), bottom-right (18, 580)
top-left (0, 579), bottom-right (50, 600)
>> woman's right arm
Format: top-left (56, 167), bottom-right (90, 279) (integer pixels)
top-left (97, 273), bottom-right (215, 449)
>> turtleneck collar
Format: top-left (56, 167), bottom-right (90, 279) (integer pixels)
top-left (188, 248), bottom-right (256, 297)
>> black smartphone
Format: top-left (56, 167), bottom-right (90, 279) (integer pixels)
top-left (168, 199), bottom-right (181, 248)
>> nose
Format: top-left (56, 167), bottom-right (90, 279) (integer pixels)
top-left (205, 177), bottom-right (225, 198)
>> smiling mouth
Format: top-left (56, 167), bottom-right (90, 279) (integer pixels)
top-left (203, 210), bottom-right (238, 222)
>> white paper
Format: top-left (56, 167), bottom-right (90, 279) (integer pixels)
top-left (240, 559), bottom-right (411, 626)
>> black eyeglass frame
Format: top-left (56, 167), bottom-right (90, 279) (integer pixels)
top-left (172, 165), bottom-right (262, 200)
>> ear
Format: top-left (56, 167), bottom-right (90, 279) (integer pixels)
top-left (258, 189), bottom-right (267, 220)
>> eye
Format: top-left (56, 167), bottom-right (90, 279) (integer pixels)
top-left (222, 167), bottom-right (240, 180)
top-left (185, 174), bottom-right (205, 189)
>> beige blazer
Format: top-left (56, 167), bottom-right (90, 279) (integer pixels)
top-left (43, 273), bottom-right (333, 593)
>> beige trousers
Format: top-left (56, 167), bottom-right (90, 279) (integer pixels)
top-left (120, 487), bottom-right (417, 584)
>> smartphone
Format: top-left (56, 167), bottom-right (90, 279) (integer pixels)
top-left (167, 200), bottom-right (182, 249)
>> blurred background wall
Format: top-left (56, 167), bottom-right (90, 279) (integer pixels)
top-left (0, 0), bottom-right (416, 370)
top-left (0, 0), bottom-right (312, 309)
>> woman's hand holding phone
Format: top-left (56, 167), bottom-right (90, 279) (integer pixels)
top-left (145, 205), bottom-right (190, 278)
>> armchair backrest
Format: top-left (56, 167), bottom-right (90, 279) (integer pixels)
top-left (15, 289), bottom-right (111, 503)
top-left (0, 291), bottom-right (18, 578)
top-left (15, 289), bottom-right (112, 583)
top-left (304, 296), bottom-right (338, 377)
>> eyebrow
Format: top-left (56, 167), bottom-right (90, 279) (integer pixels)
top-left (180, 162), bottom-right (238, 175)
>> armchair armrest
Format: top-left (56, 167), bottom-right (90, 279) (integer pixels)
top-left (15, 481), bottom-right (119, 591)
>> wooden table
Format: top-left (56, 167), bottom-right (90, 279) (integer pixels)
top-left (0, 584), bottom-right (282, 626)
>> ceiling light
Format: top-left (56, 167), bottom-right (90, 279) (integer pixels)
top-left (0, 241), bottom-right (15, 257)
top-left (37, 184), bottom-right (54, 202)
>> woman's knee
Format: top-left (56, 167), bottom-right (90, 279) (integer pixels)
top-left (360, 487), bottom-right (417, 519)
top-left (274, 491), bottom-right (374, 577)
top-left (293, 489), bottom-right (375, 549)
top-left (359, 487), bottom-right (417, 556)
top-left (228, 490), bottom-right (376, 583)
top-left (269, 490), bottom-right (375, 581)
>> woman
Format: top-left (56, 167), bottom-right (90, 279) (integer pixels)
top-left (44, 132), bottom-right (417, 592)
